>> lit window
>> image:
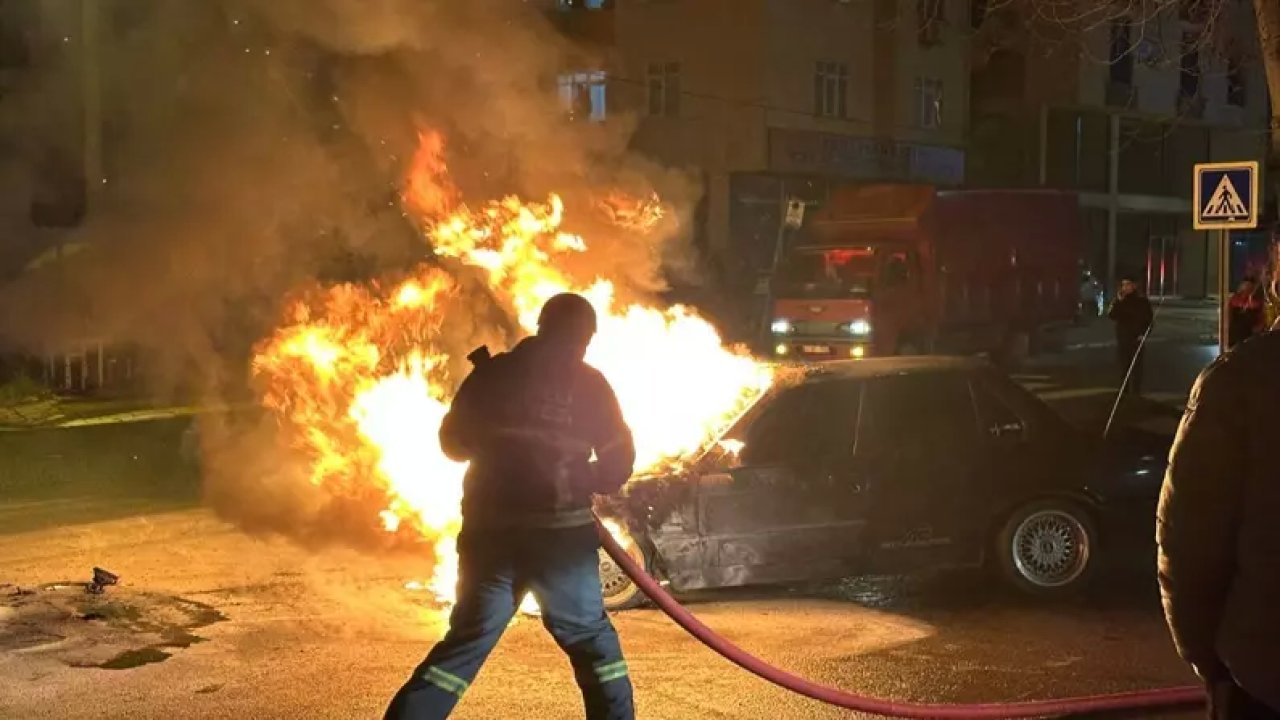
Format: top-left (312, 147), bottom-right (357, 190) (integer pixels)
top-left (558, 70), bottom-right (607, 122)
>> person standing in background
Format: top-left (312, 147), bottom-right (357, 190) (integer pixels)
top-left (1227, 278), bottom-right (1265, 349)
top-left (1107, 276), bottom-right (1153, 396)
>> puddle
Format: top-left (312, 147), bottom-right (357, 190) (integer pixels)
top-left (2, 584), bottom-right (227, 670)
top-left (98, 647), bottom-right (172, 670)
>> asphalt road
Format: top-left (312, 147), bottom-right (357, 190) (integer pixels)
top-left (0, 334), bottom-right (1219, 720)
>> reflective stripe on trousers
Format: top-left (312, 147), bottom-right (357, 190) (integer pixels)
top-left (593, 659), bottom-right (629, 684)
top-left (421, 666), bottom-right (470, 698)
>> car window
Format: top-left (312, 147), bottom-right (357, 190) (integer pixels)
top-left (974, 367), bottom-right (1077, 437)
top-left (859, 372), bottom-right (979, 459)
top-left (740, 380), bottom-right (862, 469)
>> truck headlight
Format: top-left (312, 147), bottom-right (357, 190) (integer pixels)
top-left (848, 319), bottom-right (871, 335)
top-left (770, 319), bottom-right (793, 335)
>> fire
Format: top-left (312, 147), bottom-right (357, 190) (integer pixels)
top-left (252, 129), bottom-right (773, 614)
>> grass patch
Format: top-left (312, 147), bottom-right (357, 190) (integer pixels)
top-left (0, 374), bottom-right (52, 405)
top-left (0, 417), bottom-right (202, 534)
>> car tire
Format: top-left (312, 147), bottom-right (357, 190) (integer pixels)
top-left (599, 528), bottom-right (650, 612)
top-left (994, 499), bottom-right (1097, 597)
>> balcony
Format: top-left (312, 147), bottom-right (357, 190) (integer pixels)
top-left (548, 1), bottom-right (616, 46)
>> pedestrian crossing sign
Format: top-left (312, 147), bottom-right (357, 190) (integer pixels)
top-left (1194, 161), bottom-right (1258, 230)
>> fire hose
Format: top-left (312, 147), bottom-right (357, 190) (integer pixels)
top-left (594, 518), bottom-right (1205, 719)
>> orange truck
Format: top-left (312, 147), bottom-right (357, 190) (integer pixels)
top-left (767, 184), bottom-right (1081, 362)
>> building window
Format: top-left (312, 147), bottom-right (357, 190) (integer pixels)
top-left (558, 71), bottom-right (607, 122)
top-left (0, 10), bottom-right (30, 70)
top-left (1178, 0), bottom-right (1209, 25)
top-left (1109, 19), bottom-right (1134, 86)
top-left (646, 62), bottom-right (680, 117)
top-left (813, 61), bottom-right (848, 118)
top-left (918, 0), bottom-right (945, 45)
top-left (915, 77), bottom-right (944, 128)
top-left (970, 0), bottom-right (988, 29)
top-left (1227, 56), bottom-right (1246, 107)
top-left (1179, 31), bottom-right (1200, 101)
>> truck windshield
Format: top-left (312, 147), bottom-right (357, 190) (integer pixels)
top-left (779, 248), bottom-right (876, 299)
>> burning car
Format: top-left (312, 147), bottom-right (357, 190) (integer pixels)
top-left (598, 356), bottom-right (1168, 610)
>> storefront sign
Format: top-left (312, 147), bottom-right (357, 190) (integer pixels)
top-left (768, 128), bottom-right (965, 186)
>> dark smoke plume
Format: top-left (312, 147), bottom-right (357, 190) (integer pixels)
top-left (0, 0), bottom-right (701, 551)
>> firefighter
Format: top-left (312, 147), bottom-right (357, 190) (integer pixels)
top-left (384, 293), bottom-right (637, 720)
top-left (1158, 300), bottom-right (1280, 717)
top-left (1107, 276), bottom-right (1154, 396)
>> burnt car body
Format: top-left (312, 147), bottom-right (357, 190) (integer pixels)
top-left (604, 357), bottom-right (1169, 606)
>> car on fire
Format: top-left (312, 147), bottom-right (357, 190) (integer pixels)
top-left (597, 356), bottom-right (1169, 610)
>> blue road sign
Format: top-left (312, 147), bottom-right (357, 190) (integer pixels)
top-left (1194, 161), bottom-right (1259, 230)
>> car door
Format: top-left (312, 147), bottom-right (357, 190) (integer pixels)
top-left (695, 379), bottom-right (870, 587)
top-left (968, 369), bottom-right (1040, 514)
top-left (859, 371), bottom-right (986, 572)
top-left (970, 367), bottom-right (1093, 506)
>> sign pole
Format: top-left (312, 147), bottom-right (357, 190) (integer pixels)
top-left (1219, 229), bottom-right (1231, 355)
top-left (761, 193), bottom-right (805, 349)
top-left (1193, 160), bottom-right (1257, 355)
top-left (760, 190), bottom-right (786, 348)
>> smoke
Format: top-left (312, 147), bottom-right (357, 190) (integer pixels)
top-left (0, 0), bottom-right (703, 550)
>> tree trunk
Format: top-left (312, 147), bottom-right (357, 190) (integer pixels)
top-left (1254, 1), bottom-right (1280, 214)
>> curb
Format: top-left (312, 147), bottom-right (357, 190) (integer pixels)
top-left (1061, 336), bottom-right (1219, 352)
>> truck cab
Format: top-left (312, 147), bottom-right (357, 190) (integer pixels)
top-left (771, 243), bottom-right (927, 360)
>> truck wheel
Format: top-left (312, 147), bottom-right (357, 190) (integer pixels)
top-left (994, 499), bottom-right (1097, 598)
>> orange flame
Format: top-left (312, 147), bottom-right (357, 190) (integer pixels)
top-left (253, 131), bottom-right (773, 614)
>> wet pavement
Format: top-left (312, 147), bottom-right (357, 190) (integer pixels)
top-left (0, 335), bottom-right (1220, 720)
top-left (0, 511), bottom-right (1202, 720)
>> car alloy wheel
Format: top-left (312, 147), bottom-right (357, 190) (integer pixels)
top-left (1010, 509), bottom-right (1091, 588)
top-left (598, 526), bottom-right (648, 611)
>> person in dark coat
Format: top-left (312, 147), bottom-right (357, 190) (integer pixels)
top-left (385, 292), bottom-right (637, 720)
top-left (1107, 277), bottom-right (1154, 396)
top-left (1227, 278), bottom-right (1265, 349)
top-left (1158, 316), bottom-right (1280, 718)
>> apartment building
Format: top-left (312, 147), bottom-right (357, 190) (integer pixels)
top-left (970, 0), bottom-right (1270, 297)
top-left (584, 0), bottom-right (968, 332)
top-left (0, 0), bottom-right (92, 274)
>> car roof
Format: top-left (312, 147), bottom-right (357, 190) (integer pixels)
top-left (795, 355), bottom-right (989, 383)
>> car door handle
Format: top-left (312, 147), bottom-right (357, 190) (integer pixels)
top-left (988, 422), bottom-right (1024, 437)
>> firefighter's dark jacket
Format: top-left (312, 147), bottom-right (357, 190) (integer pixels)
top-left (440, 336), bottom-right (636, 529)
top-left (1157, 327), bottom-right (1280, 709)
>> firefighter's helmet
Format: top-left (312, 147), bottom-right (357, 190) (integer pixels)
top-left (537, 292), bottom-right (598, 341)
